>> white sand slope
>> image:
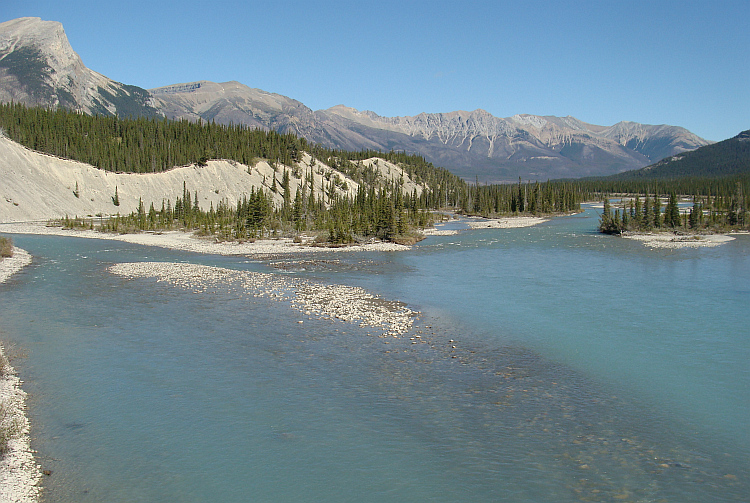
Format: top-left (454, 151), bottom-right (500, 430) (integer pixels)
top-left (355, 158), bottom-right (424, 197)
top-left (0, 135), bottom-right (427, 224)
top-left (0, 135), bottom-right (362, 222)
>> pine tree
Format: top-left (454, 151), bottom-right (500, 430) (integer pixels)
top-left (652, 194), bottom-right (662, 228)
top-left (664, 192), bottom-right (680, 228)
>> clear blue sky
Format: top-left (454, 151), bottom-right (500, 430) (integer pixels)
top-left (5, 0), bottom-right (748, 141)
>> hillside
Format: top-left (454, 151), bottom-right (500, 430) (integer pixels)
top-left (0, 133), bottom-right (428, 224)
top-left (313, 108), bottom-right (710, 182)
top-left (0, 17), bottom-right (711, 183)
top-left (606, 130), bottom-right (750, 180)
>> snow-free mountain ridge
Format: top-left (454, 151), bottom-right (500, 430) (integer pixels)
top-left (0, 17), bottom-right (158, 118)
top-left (0, 17), bottom-right (712, 182)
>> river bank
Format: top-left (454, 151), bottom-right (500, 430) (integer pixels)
top-left (0, 223), bottom-right (410, 257)
top-left (0, 247), bottom-right (32, 284)
top-left (0, 214), bottom-right (551, 258)
top-left (0, 247), bottom-right (41, 503)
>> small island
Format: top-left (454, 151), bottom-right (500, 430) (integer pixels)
top-left (597, 191), bottom-right (747, 248)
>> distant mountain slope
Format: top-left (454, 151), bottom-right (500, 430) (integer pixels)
top-left (608, 130), bottom-right (750, 180)
top-left (314, 107), bottom-right (711, 181)
top-left (0, 16), bottom-right (712, 182)
top-left (150, 81), bottom-right (316, 131)
top-left (0, 17), bottom-right (157, 118)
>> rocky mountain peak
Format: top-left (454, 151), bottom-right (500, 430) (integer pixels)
top-left (0, 17), bottom-right (80, 78)
top-left (0, 17), bottom-right (156, 118)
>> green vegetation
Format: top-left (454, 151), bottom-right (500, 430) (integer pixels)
top-left (581, 129), bottom-right (750, 235)
top-left (91, 84), bottom-right (159, 119)
top-left (59, 178), bottom-right (435, 245)
top-left (599, 182), bottom-right (748, 234)
top-left (0, 101), bottom-right (310, 172)
top-left (3, 103), bottom-right (594, 243)
top-left (0, 236), bottom-right (12, 258)
top-left (0, 47), bottom-right (52, 104)
top-left (463, 177), bottom-right (584, 216)
top-left (606, 130), bottom-right (750, 180)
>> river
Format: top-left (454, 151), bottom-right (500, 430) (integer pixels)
top-left (1, 205), bottom-right (748, 502)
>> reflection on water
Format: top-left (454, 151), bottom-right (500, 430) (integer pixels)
top-left (1, 220), bottom-right (748, 502)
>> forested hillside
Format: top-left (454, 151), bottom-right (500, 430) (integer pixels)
top-left (0, 104), bottom-right (588, 239)
top-left (605, 130), bottom-right (750, 180)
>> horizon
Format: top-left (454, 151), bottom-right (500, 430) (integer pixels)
top-left (3, 1), bottom-right (749, 142)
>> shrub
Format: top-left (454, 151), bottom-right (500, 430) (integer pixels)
top-left (0, 350), bottom-right (9, 377)
top-left (0, 236), bottom-right (12, 258)
top-left (390, 232), bottom-right (426, 246)
top-left (0, 349), bottom-right (20, 456)
top-left (0, 401), bottom-right (22, 455)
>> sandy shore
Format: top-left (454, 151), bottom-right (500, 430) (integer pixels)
top-left (0, 248), bottom-right (41, 503)
top-left (421, 215), bottom-right (549, 236)
top-left (622, 232), bottom-right (735, 249)
top-left (466, 216), bottom-right (549, 229)
top-left (0, 248), bottom-right (32, 284)
top-left (109, 262), bottom-right (417, 337)
top-left (420, 228), bottom-right (462, 236)
top-left (0, 213), bottom-right (554, 256)
top-left (0, 222), bottom-right (409, 257)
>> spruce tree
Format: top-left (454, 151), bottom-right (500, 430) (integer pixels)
top-left (664, 192), bottom-right (680, 228)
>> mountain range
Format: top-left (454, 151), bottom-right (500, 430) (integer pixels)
top-left (0, 17), bottom-right (712, 182)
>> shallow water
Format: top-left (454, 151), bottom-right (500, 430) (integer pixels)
top-left (1, 207), bottom-right (748, 502)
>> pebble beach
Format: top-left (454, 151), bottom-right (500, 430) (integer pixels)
top-left (0, 247), bottom-right (42, 503)
top-left (109, 262), bottom-right (417, 337)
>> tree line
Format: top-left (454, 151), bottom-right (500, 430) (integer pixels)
top-left (463, 177), bottom-right (584, 216)
top-left (2, 103), bottom-right (601, 243)
top-left (63, 178), bottom-right (433, 245)
top-left (598, 182), bottom-right (748, 234)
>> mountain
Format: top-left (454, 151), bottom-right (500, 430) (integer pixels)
top-left (607, 129), bottom-right (750, 180)
top-left (0, 17), bottom-right (712, 182)
top-left (150, 81), bottom-right (316, 131)
top-left (151, 83), bottom-right (711, 182)
top-left (314, 107), bottom-right (710, 181)
top-left (0, 17), bottom-right (157, 118)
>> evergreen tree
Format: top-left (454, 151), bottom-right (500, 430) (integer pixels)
top-left (652, 194), bottom-right (662, 228)
top-left (664, 192), bottom-right (681, 228)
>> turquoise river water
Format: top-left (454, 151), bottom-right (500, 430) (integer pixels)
top-left (1, 205), bottom-right (748, 502)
